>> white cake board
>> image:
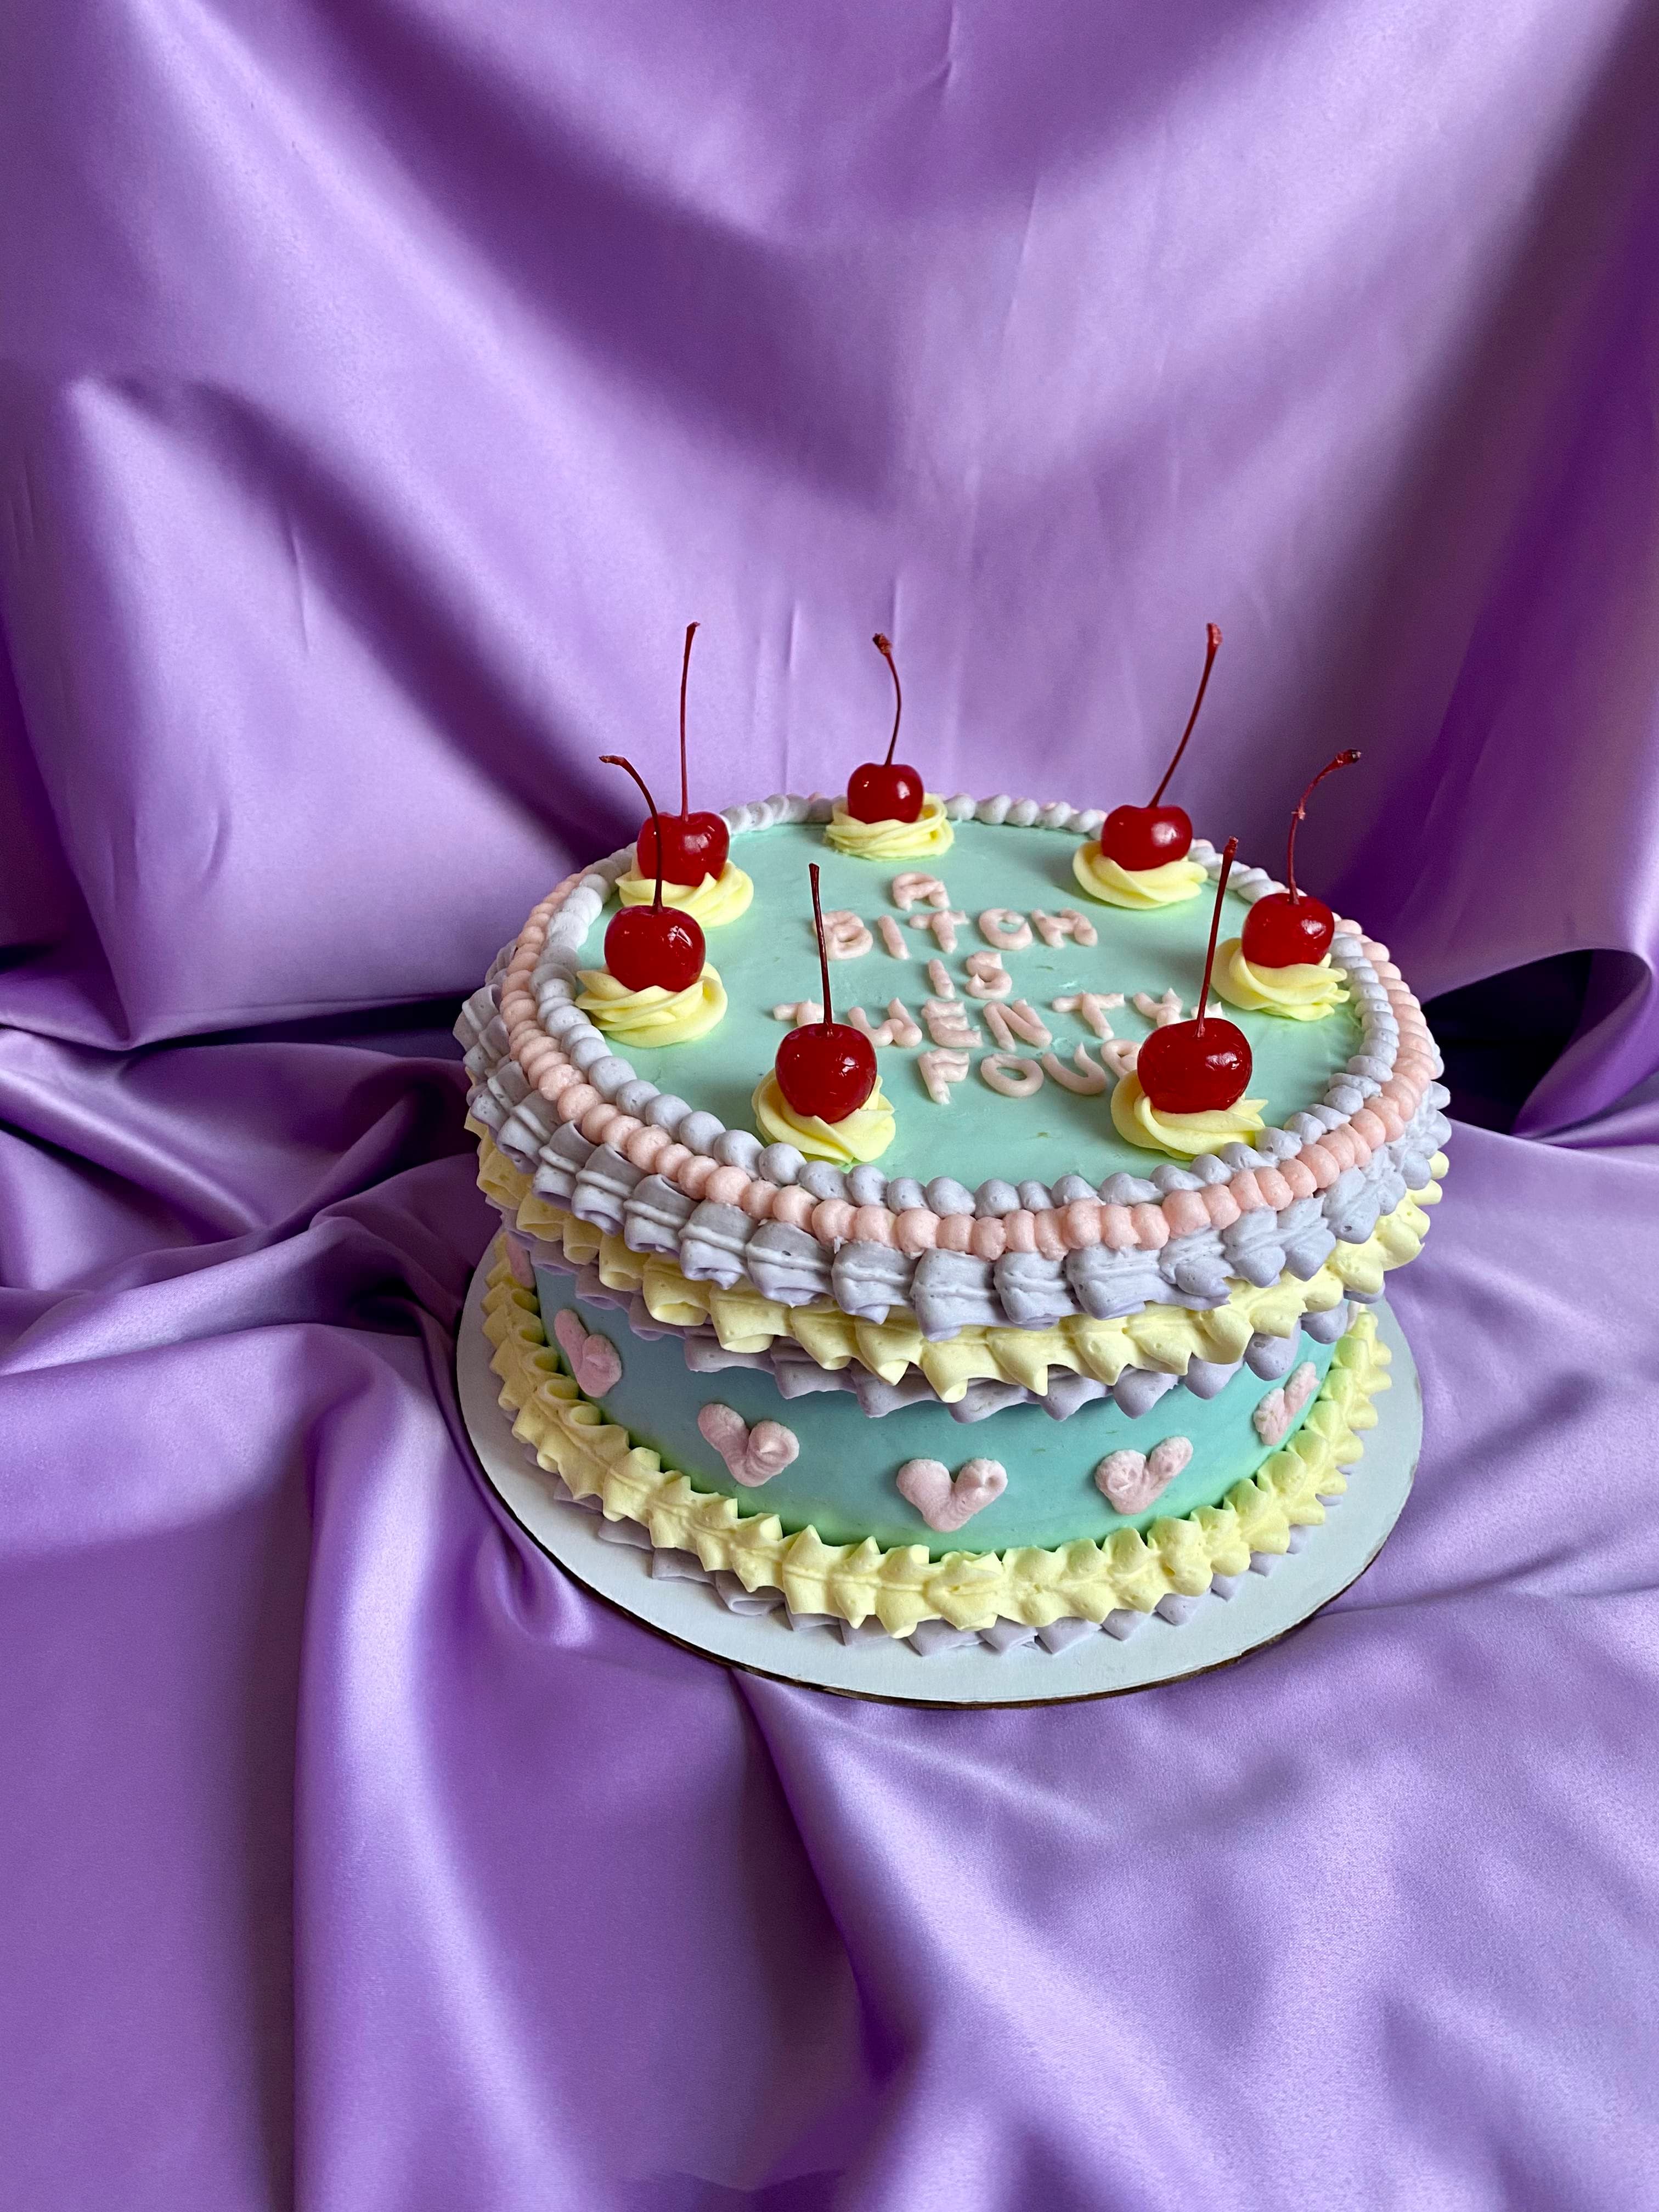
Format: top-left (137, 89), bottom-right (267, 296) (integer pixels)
top-left (456, 1255), bottom-right (1422, 1707)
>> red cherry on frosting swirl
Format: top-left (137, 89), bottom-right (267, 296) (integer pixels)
top-left (1100, 623), bottom-right (1221, 871)
top-left (1136, 1014), bottom-right (1252, 1114)
top-left (1100, 799), bottom-right (1194, 872)
top-left (637, 809), bottom-right (729, 888)
top-left (1136, 836), bottom-right (1254, 1113)
top-left (634, 622), bottom-right (732, 887)
top-left (603, 903), bottom-right (704, 994)
top-left (845, 634), bottom-right (924, 825)
top-left (774, 861), bottom-right (878, 1122)
top-left (1239, 749), bottom-right (1362, 969)
top-left (600, 754), bottom-right (707, 993)
top-left (777, 1023), bottom-right (878, 1123)
top-left (846, 761), bottom-right (924, 826)
top-left (1240, 891), bottom-right (1336, 968)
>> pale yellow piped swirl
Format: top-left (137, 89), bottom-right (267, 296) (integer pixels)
top-left (752, 1069), bottom-right (896, 1164)
top-left (614, 858), bottom-right (753, 927)
top-left (1110, 1070), bottom-right (1266, 1157)
top-left (1212, 939), bottom-right (1347, 1020)
top-left (1072, 842), bottom-right (1209, 909)
top-left (823, 794), bottom-right (954, 860)
top-left (575, 964), bottom-right (727, 1046)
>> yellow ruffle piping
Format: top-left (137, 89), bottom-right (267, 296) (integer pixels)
top-left (574, 963), bottom-right (726, 1046)
top-left (614, 859), bottom-right (754, 927)
top-left (1071, 842), bottom-right (1209, 909)
top-left (823, 794), bottom-right (955, 859)
top-left (1214, 940), bottom-right (1347, 1021)
top-left (471, 1127), bottom-right (1443, 1398)
top-left (483, 1248), bottom-right (1392, 1634)
top-left (1110, 1071), bottom-right (1266, 1158)
top-left (752, 1069), bottom-right (896, 1164)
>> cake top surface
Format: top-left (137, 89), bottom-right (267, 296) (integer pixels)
top-left (463, 790), bottom-right (1442, 1306)
top-left (562, 812), bottom-right (1363, 1192)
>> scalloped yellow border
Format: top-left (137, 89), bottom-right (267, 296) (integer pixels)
top-left (471, 1126), bottom-right (1441, 1400)
top-left (480, 1244), bottom-right (1393, 1637)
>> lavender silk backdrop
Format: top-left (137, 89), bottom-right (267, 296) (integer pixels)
top-left (3, 4), bottom-right (1658, 2208)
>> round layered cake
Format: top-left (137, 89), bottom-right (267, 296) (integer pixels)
top-left (459, 789), bottom-right (1447, 1646)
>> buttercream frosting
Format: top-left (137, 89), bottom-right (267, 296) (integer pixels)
top-left (464, 782), bottom-right (1442, 1646)
top-left (980, 1052), bottom-right (1044, 1098)
top-left (1072, 842), bottom-right (1209, 909)
top-left (531, 1250), bottom-right (1348, 1551)
top-left (909, 907), bottom-right (967, 951)
top-left (483, 1252), bottom-right (1392, 1633)
top-left (824, 794), bottom-right (955, 859)
top-left (1052, 991), bottom-right (1123, 1037)
top-left (978, 907), bottom-right (1032, 949)
top-left (1095, 1436), bottom-right (1192, 1512)
top-left (1254, 1361), bottom-right (1319, 1444)
top-left (896, 1456), bottom-right (1008, 1532)
top-left (551, 1307), bottom-right (622, 1396)
top-left (751, 1070), bottom-right (896, 1164)
top-left (848, 1000), bottom-right (923, 1048)
top-left (475, 1127), bottom-right (1443, 1373)
top-left (919, 1049), bottom-right (970, 1103)
top-left (615, 857), bottom-right (754, 926)
top-left (822, 910), bottom-right (873, 959)
top-left (696, 1403), bottom-right (800, 1486)
top-left (575, 964), bottom-right (727, 1046)
top-left (544, 1472), bottom-right (1341, 1651)
top-left (1215, 940), bottom-right (1348, 1020)
top-left (460, 799), bottom-right (1447, 1286)
top-left (1110, 1071), bottom-right (1267, 1158)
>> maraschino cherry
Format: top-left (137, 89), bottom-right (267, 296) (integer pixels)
top-left (1136, 838), bottom-right (1254, 1113)
top-left (1101, 623), bottom-right (1222, 870)
top-left (1240, 750), bottom-right (1362, 968)
top-left (633, 623), bottom-right (732, 887)
top-left (775, 863), bottom-right (878, 1122)
top-left (599, 755), bottom-right (706, 992)
top-left (845, 633), bottom-right (924, 825)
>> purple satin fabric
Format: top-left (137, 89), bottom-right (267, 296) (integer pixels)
top-left (3, 4), bottom-right (1658, 2206)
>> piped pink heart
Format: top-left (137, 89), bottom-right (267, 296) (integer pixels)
top-left (552, 1307), bottom-right (623, 1398)
top-left (697, 1403), bottom-right (800, 1487)
top-left (1094, 1435), bottom-right (1193, 1514)
top-left (896, 1455), bottom-right (1007, 1533)
top-left (1253, 1361), bottom-right (1318, 1447)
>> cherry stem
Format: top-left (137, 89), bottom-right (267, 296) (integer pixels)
top-left (601, 754), bottom-right (667, 913)
top-left (808, 862), bottom-right (835, 1026)
top-left (873, 633), bottom-right (902, 766)
top-left (1285, 748), bottom-right (1361, 905)
top-left (1150, 622), bottom-right (1223, 806)
top-left (678, 622), bottom-right (699, 817)
top-left (1196, 837), bottom-right (1238, 1033)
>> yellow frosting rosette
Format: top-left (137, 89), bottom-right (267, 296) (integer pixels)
top-left (823, 795), bottom-right (954, 860)
top-left (1110, 1070), bottom-right (1265, 1158)
top-left (751, 1070), bottom-right (896, 1164)
top-left (1072, 840), bottom-right (1208, 909)
top-left (575, 964), bottom-right (727, 1046)
top-left (1213, 939), bottom-right (1347, 1021)
top-left (614, 858), bottom-right (754, 927)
